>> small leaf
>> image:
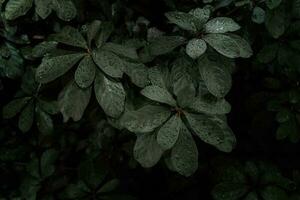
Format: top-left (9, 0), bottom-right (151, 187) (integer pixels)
top-left (40, 149), bottom-right (58, 178)
top-left (58, 81), bottom-right (92, 122)
top-left (212, 182), bottom-right (249, 200)
top-left (37, 99), bottom-right (59, 115)
top-left (261, 186), bottom-right (288, 200)
top-left (36, 53), bottom-right (85, 83)
top-left (189, 8), bottom-right (210, 29)
top-left (52, 0), bottom-right (77, 21)
top-left (31, 41), bottom-right (58, 58)
top-left (252, 7), bottom-right (266, 24)
top-left (265, 5), bottom-right (286, 38)
top-left (95, 22), bottom-right (114, 48)
top-left (94, 71), bottom-right (125, 118)
top-left (34, 0), bottom-right (52, 19)
top-left (120, 105), bottom-right (171, 133)
top-left (199, 56), bottom-right (232, 98)
top-left (141, 85), bottom-right (176, 106)
top-left (3, 97), bottom-right (31, 119)
top-left (134, 133), bottom-right (164, 168)
top-left (5, 0), bottom-right (33, 20)
top-left (92, 50), bottom-right (124, 78)
top-left (266, 0), bottom-right (282, 9)
top-left (147, 36), bottom-right (186, 56)
top-left (87, 20), bottom-right (102, 47)
top-left (204, 33), bottom-right (252, 58)
top-left (171, 125), bottom-right (198, 177)
top-left (157, 115), bottom-right (182, 150)
top-left (18, 100), bottom-right (34, 133)
top-left (204, 17), bottom-right (240, 33)
top-left (75, 56), bottom-right (96, 88)
top-left (257, 43), bottom-right (279, 63)
top-left (165, 11), bottom-right (197, 31)
top-left (36, 107), bottom-right (54, 134)
top-left (186, 38), bottom-right (207, 59)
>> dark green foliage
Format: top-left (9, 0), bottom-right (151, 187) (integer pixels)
top-left (0, 0), bottom-right (300, 199)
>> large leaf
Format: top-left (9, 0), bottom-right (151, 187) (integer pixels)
top-left (124, 62), bottom-right (149, 88)
top-left (199, 56), bottom-right (232, 98)
top-left (203, 33), bottom-right (252, 58)
top-left (5, 0), bottom-right (33, 20)
top-left (51, 26), bottom-right (87, 49)
top-left (188, 96), bottom-right (231, 115)
top-left (157, 115), bottom-right (182, 150)
top-left (3, 97), bottom-right (31, 119)
top-left (188, 8), bottom-right (210, 29)
top-left (185, 113), bottom-right (236, 152)
top-left (94, 71), bottom-right (125, 118)
top-left (102, 42), bottom-right (139, 60)
top-left (141, 85), bottom-right (176, 106)
top-left (36, 53), bottom-right (85, 83)
top-left (165, 11), bottom-right (198, 31)
top-left (75, 56), bottom-right (96, 88)
top-left (186, 38), bottom-right (207, 59)
top-left (147, 36), bottom-right (186, 56)
top-left (134, 133), bottom-right (164, 168)
top-left (204, 17), bottom-right (240, 33)
top-left (170, 125), bottom-right (198, 177)
top-left (260, 186), bottom-right (288, 200)
top-left (58, 81), bottom-right (92, 122)
top-left (92, 50), bottom-right (124, 78)
top-left (120, 105), bottom-right (171, 133)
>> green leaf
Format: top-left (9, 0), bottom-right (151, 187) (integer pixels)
top-left (199, 56), bottom-right (232, 98)
top-left (157, 115), bottom-right (182, 150)
top-left (261, 186), bottom-right (288, 200)
top-left (212, 182), bottom-right (249, 200)
top-left (18, 100), bottom-right (34, 133)
top-left (102, 42), bottom-right (139, 60)
top-left (36, 107), bottom-right (54, 134)
top-left (185, 113), bottom-right (236, 152)
top-left (141, 85), bottom-right (176, 106)
top-left (120, 105), bottom-right (171, 133)
top-left (252, 7), bottom-right (266, 24)
top-left (266, 0), bottom-right (282, 9)
top-left (244, 192), bottom-right (259, 200)
top-left (31, 41), bottom-right (58, 58)
top-left (94, 71), bottom-right (125, 118)
top-left (265, 5), bottom-right (286, 38)
top-left (176, 79), bottom-right (196, 108)
top-left (87, 20), bottom-right (102, 47)
top-left (52, 0), bottom-right (77, 21)
top-left (40, 149), bottom-right (58, 178)
top-left (186, 38), bottom-right (207, 59)
top-left (79, 159), bottom-right (107, 189)
top-left (204, 33), bottom-right (252, 58)
top-left (170, 125), bottom-right (198, 177)
top-left (148, 66), bottom-right (168, 89)
top-left (257, 43), bottom-right (279, 63)
top-left (4, 0), bottom-right (33, 20)
top-left (95, 21), bottom-right (114, 48)
top-left (188, 8), bottom-right (210, 29)
top-left (134, 132), bottom-right (164, 168)
top-left (188, 96), bottom-right (231, 115)
top-left (147, 36), bottom-right (186, 56)
top-left (3, 97), bottom-right (31, 119)
top-left (124, 62), bottom-right (149, 88)
top-left (98, 179), bottom-right (119, 193)
top-left (51, 26), bottom-right (87, 49)
top-left (165, 11), bottom-right (197, 31)
top-left (204, 17), bottom-right (240, 33)
top-left (34, 0), bottom-right (52, 19)
top-left (75, 56), bottom-right (96, 88)
top-left (58, 81), bottom-right (92, 122)
top-left (35, 53), bottom-right (85, 83)
top-left (92, 50), bottom-right (124, 78)
top-left (37, 99), bottom-right (59, 115)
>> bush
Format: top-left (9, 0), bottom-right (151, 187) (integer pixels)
top-left (0, 0), bottom-right (299, 199)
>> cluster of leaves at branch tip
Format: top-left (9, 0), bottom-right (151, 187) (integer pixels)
top-left (1, 1), bottom-right (254, 177)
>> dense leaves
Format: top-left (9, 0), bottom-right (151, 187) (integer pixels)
top-left (0, 0), bottom-right (300, 199)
